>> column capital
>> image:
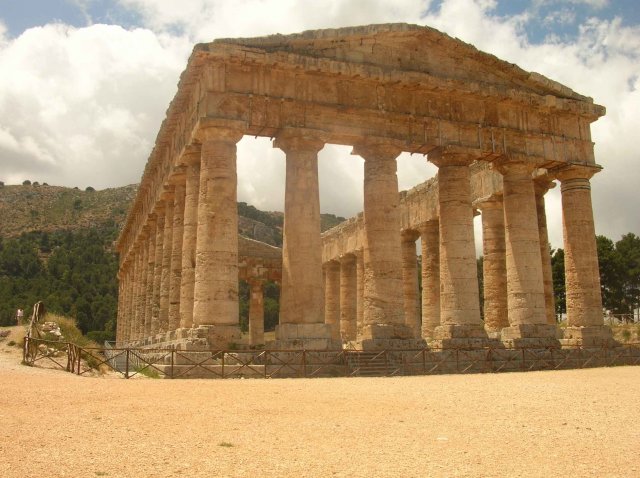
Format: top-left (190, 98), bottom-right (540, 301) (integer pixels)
top-left (179, 144), bottom-right (202, 166)
top-left (352, 138), bottom-right (403, 162)
top-left (401, 228), bottom-right (420, 242)
top-left (491, 156), bottom-right (540, 177)
top-left (323, 260), bottom-right (340, 271)
top-left (168, 166), bottom-right (187, 186)
top-left (552, 163), bottom-right (602, 182)
top-left (533, 174), bottom-right (556, 196)
top-left (160, 185), bottom-right (175, 201)
top-left (274, 128), bottom-right (326, 154)
top-left (428, 145), bottom-right (480, 167)
top-left (418, 219), bottom-right (439, 235)
top-left (473, 193), bottom-right (503, 210)
top-left (247, 277), bottom-right (266, 289)
top-left (194, 119), bottom-right (246, 144)
top-left (338, 253), bottom-right (356, 265)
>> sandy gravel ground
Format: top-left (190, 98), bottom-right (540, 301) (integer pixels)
top-left (1, 327), bottom-right (639, 478)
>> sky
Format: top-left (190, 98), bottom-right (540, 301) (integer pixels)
top-left (0, 0), bottom-right (638, 251)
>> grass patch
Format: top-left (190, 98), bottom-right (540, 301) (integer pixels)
top-left (134, 365), bottom-right (160, 379)
top-left (218, 442), bottom-right (234, 448)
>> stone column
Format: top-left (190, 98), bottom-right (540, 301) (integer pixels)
top-left (353, 141), bottom-right (413, 348)
top-left (401, 231), bottom-right (421, 338)
top-left (339, 254), bottom-right (357, 343)
top-left (274, 130), bottom-right (334, 349)
top-left (420, 220), bottom-right (440, 338)
top-left (192, 125), bottom-right (244, 347)
top-left (497, 159), bottom-right (556, 347)
top-left (151, 205), bottom-right (165, 337)
top-left (324, 261), bottom-right (341, 342)
top-left (121, 261), bottom-right (132, 343)
top-left (429, 147), bottom-right (487, 347)
top-left (116, 272), bottom-right (124, 345)
top-left (130, 245), bottom-right (143, 342)
top-left (158, 192), bottom-right (174, 335)
top-left (355, 249), bottom-right (365, 339)
top-left (248, 279), bottom-right (265, 347)
top-left (534, 178), bottom-right (557, 325)
top-left (555, 165), bottom-right (611, 345)
top-left (179, 152), bottom-right (200, 329)
top-left (474, 195), bottom-right (508, 333)
top-left (144, 216), bottom-right (156, 339)
top-left (136, 236), bottom-right (149, 340)
top-left (168, 179), bottom-right (185, 331)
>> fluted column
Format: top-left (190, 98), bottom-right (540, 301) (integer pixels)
top-left (192, 125), bottom-right (244, 347)
top-left (339, 254), bottom-right (357, 342)
top-left (130, 244), bottom-right (143, 341)
top-left (534, 178), bottom-right (557, 325)
top-left (159, 192), bottom-right (174, 335)
top-left (274, 130), bottom-right (334, 348)
top-left (144, 216), bottom-right (156, 339)
top-left (169, 179), bottom-right (185, 331)
top-left (420, 220), bottom-right (440, 338)
top-left (151, 205), bottom-right (165, 336)
top-left (116, 272), bottom-right (124, 344)
top-left (179, 152), bottom-right (200, 329)
top-left (401, 231), bottom-right (421, 338)
top-left (355, 249), bottom-right (365, 339)
top-left (353, 141), bottom-right (411, 346)
top-left (248, 279), bottom-right (265, 346)
top-left (324, 261), bottom-right (341, 342)
top-left (555, 165), bottom-right (610, 345)
top-left (474, 195), bottom-right (508, 333)
top-left (136, 235), bottom-right (149, 340)
top-left (430, 147), bottom-right (486, 347)
top-left (121, 261), bottom-right (133, 343)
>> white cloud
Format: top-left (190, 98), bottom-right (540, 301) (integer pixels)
top-left (0, 0), bottom-right (638, 249)
top-left (0, 23), bottom-right (191, 188)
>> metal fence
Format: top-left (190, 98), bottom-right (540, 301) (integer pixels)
top-left (22, 336), bottom-right (640, 379)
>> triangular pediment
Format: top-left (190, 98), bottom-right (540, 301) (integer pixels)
top-left (212, 23), bottom-right (591, 103)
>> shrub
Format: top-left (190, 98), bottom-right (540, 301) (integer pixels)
top-left (22, 179), bottom-right (31, 186)
top-left (85, 186), bottom-right (95, 192)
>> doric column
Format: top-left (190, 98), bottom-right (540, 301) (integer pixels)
top-left (116, 272), bottom-right (124, 344)
top-left (534, 177), bottom-right (557, 325)
top-left (130, 244), bottom-right (143, 341)
top-left (401, 231), bottom-right (421, 338)
top-left (168, 178), bottom-right (186, 331)
top-left (151, 204), bottom-right (165, 336)
top-left (474, 195), bottom-right (508, 333)
top-left (274, 130), bottom-right (334, 348)
top-left (158, 191), bottom-right (174, 335)
top-left (121, 261), bottom-right (133, 343)
top-left (355, 249), bottom-right (365, 339)
top-left (339, 254), bottom-right (357, 343)
top-left (429, 147), bottom-right (487, 347)
top-left (496, 158), bottom-right (557, 347)
top-left (192, 124), bottom-right (244, 347)
top-left (179, 151), bottom-right (200, 329)
top-left (136, 235), bottom-right (149, 340)
top-left (353, 141), bottom-right (412, 346)
top-left (144, 216), bottom-right (156, 339)
top-left (324, 261), bottom-right (341, 342)
top-left (555, 165), bottom-right (611, 345)
top-left (420, 220), bottom-right (440, 338)
top-left (248, 279), bottom-right (265, 346)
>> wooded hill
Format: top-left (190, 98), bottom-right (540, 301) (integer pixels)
top-left (0, 182), bottom-right (345, 337)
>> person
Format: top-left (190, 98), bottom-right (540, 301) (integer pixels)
top-left (16, 308), bottom-right (24, 324)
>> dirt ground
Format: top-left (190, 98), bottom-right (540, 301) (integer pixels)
top-left (1, 326), bottom-right (639, 478)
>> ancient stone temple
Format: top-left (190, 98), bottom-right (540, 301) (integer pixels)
top-left (116, 23), bottom-right (610, 351)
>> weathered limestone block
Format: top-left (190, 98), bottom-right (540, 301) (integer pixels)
top-left (474, 195), bottom-right (508, 333)
top-left (339, 254), bottom-right (357, 342)
top-left (401, 230), bottom-right (421, 338)
top-left (248, 279), bottom-right (265, 346)
top-left (555, 165), bottom-right (612, 346)
top-left (192, 125), bottom-right (244, 348)
top-left (159, 192), bottom-right (175, 334)
top-left (179, 155), bottom-right (200, 329)
top-left (430, 147), bottom-right (489, 348)
top-left (353, 141), bottom-right (412, 347)
top-left (420, 220), bottom-right (440, 338)
top-left (169, 180), bottom-right (185, 331)
top-left (324, 261), bottom-right (341, 341)
top-left (355, 249), bottom-right (365, 339)
top-left (496, 159), bottom-right (557, 347)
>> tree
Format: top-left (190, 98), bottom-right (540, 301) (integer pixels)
top-left (596, 235), bottom-right (624, 313)
top-left (551, 248), bottom-right (566, 319)
top-left (22, 179), bottom-right (31, 186)
top-left (616, 233), bottom-right (640, 319)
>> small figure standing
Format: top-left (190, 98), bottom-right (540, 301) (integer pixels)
top-left (16, 308), bottom-right (24, 324)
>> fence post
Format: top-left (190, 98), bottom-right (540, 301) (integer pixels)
top-left (521, 348), bottom-right (525, 370)
top-left (222, 351), bottom-right (225, 379)
top-left (76, 345), bottom-right (81, 375)
top-left (302, 350), bottom-right (307, 378)
top-left (170, 350), bottom-right (174, 379)
top-left (125, 349), bottom-right (130, 379)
